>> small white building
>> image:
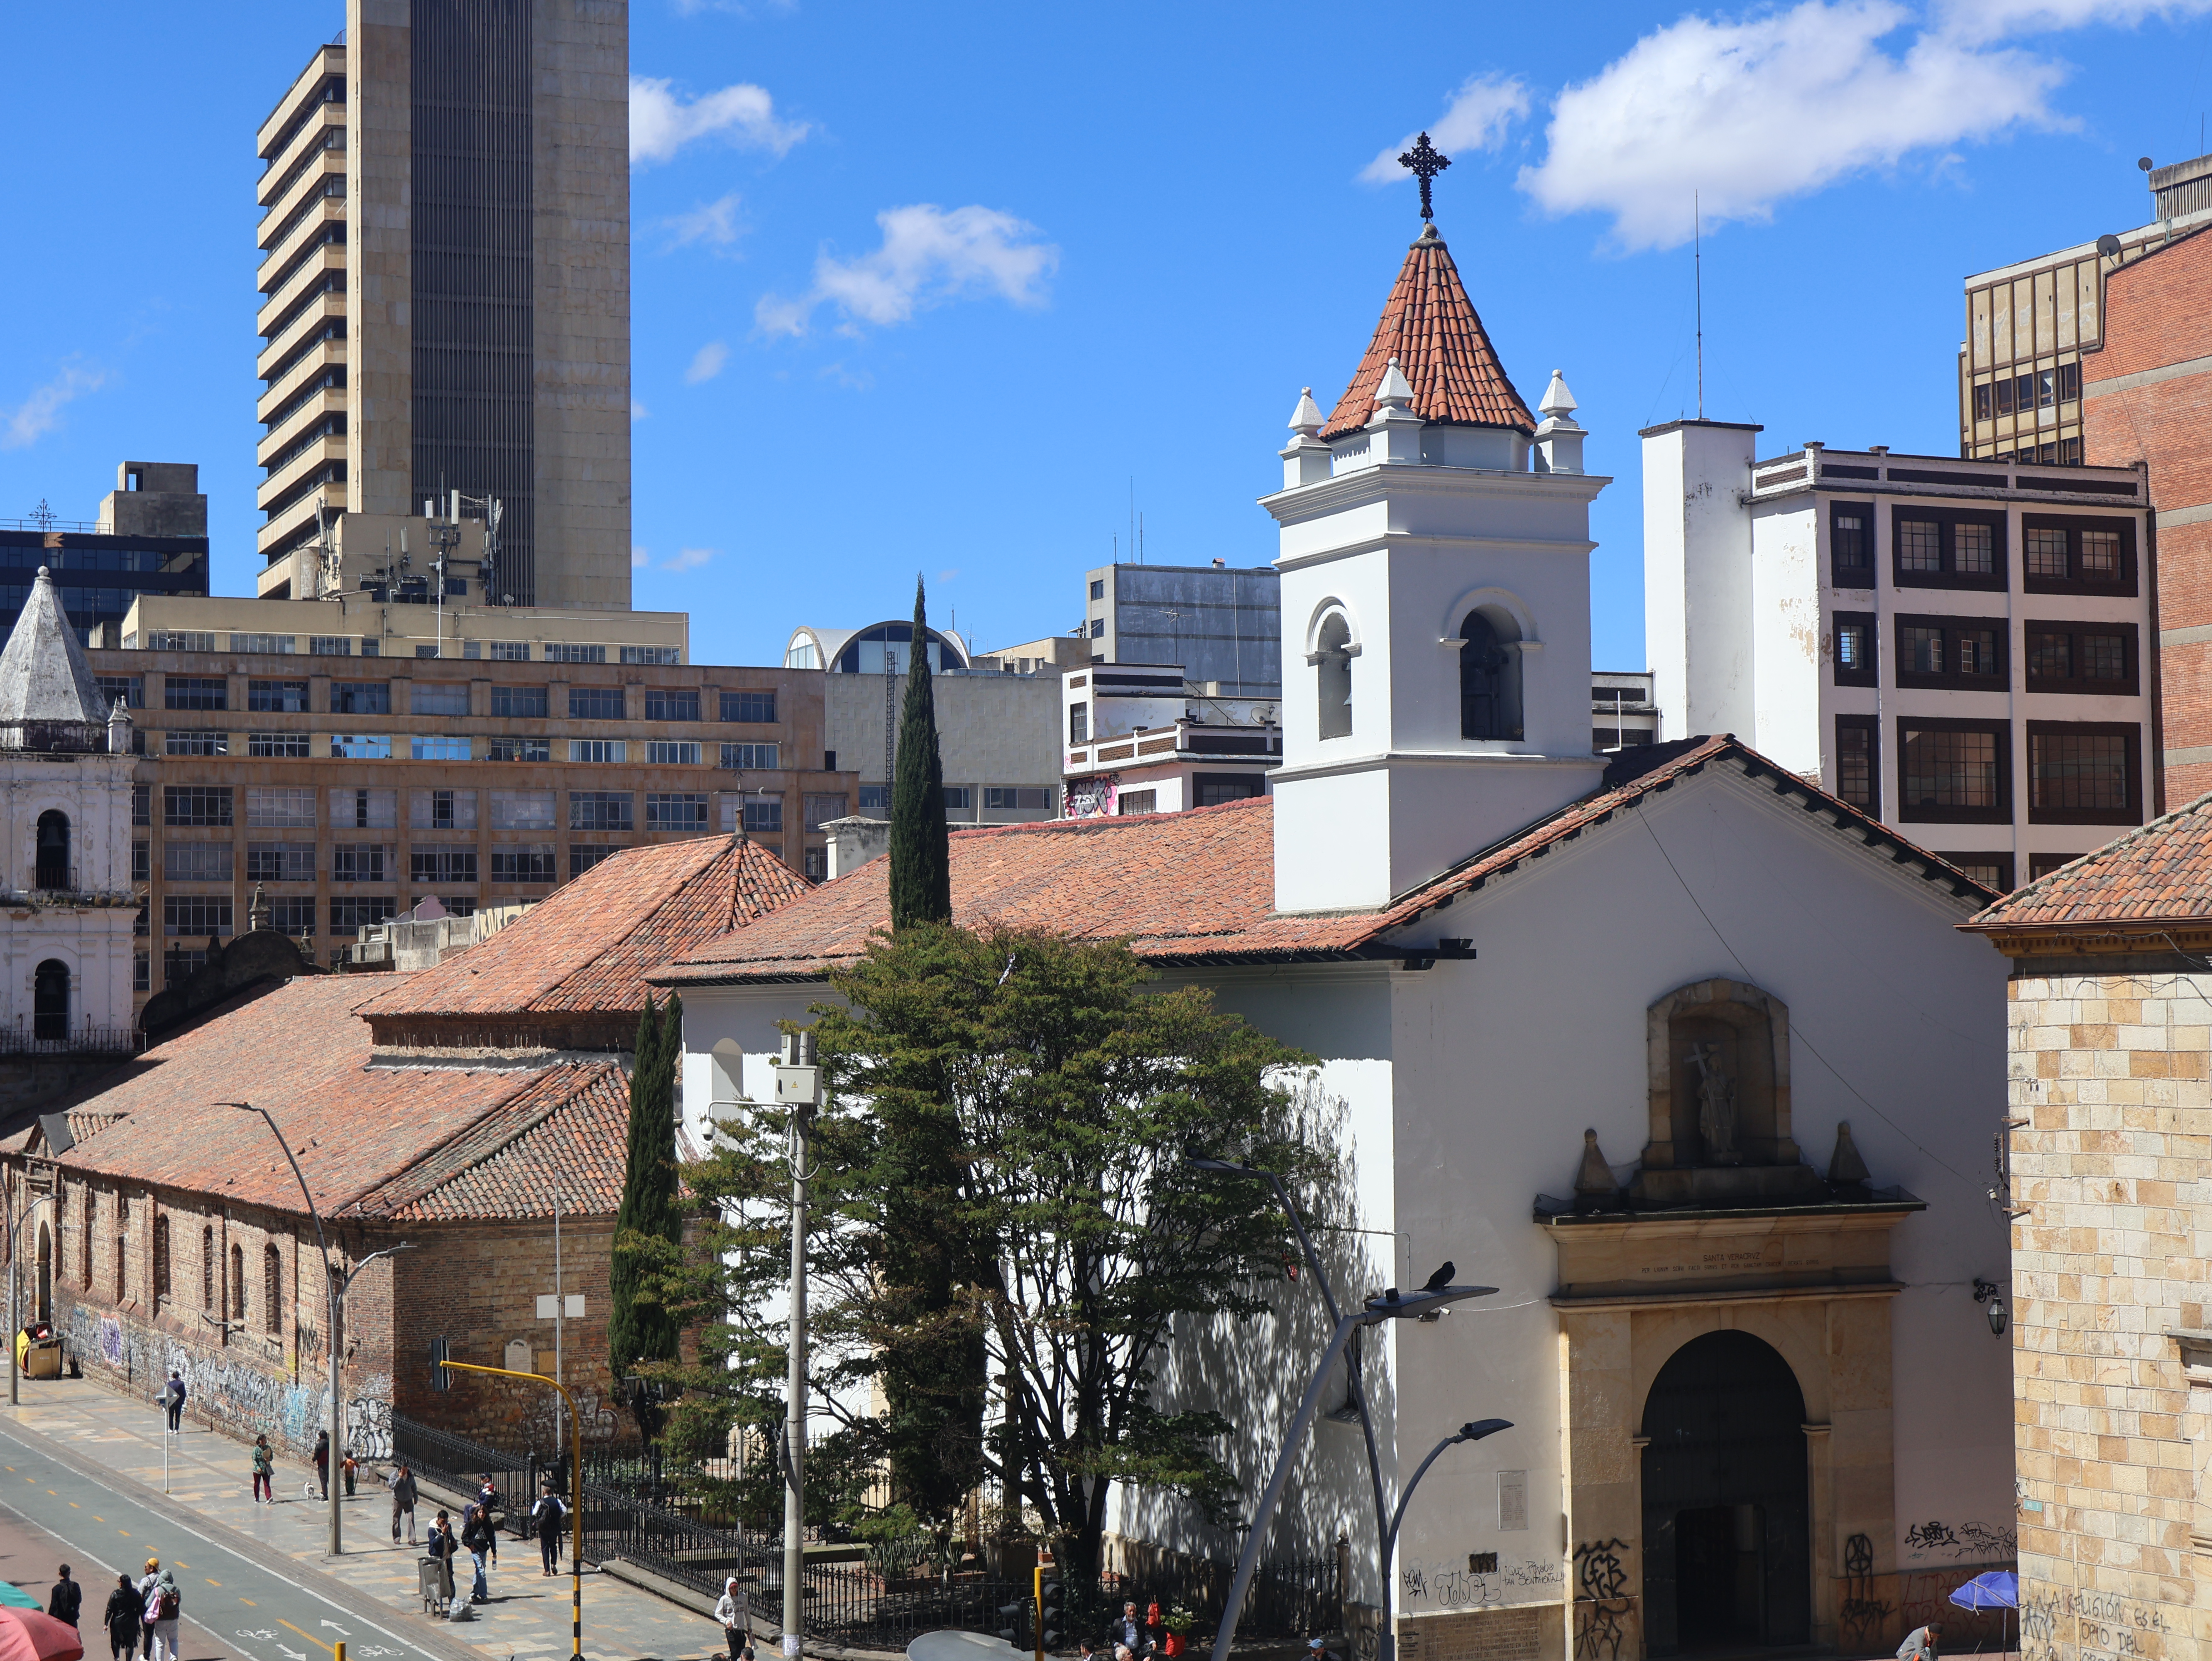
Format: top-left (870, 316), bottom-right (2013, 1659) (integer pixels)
top-left (1644, 425), bottom-right (2154, 889)
top-left (1062, 663), bottom-right (1280, 817)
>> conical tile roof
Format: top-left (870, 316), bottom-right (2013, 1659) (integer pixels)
top-left (1320, 223), bottom-right (1537, 440)
top-left (0, 567), bottom-right (108, 725)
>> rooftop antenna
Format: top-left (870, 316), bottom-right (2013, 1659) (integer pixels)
top-left (1139, 511), bottom-right (1145, 564)
top-left (1128, 478), bottom-right (1135, 568)
top-left (1694, 191), bottom-right (1705, 422)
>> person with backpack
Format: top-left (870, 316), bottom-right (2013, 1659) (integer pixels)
top-left (102, 1575), bottom-right (138, 1661)
top-left (460, 1503), bottom-right (494, 1603)
top-left (159, 1373), bottom-right (185, 1434)
top-left (48, 1564), bottom-right (81, 1629)
top-left (250, 1436), bottom-right (274, 1504)
top-left (143, 1569), bottom-right (180, 1661)
top-left (388, 1462), bottom-right (418, 1545)
top-left (529, 1482), bottom-right (565, 1576)
top-left (424, 1511), bottom-right (458, 1611)
top-left (311, 1430), bottom-right (330, 1500)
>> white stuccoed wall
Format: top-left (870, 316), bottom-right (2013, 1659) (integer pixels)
top-left (1749, 500), bottom-right (1823, 773)
top-left (1642, 422), bottom-right (1761, 742)
top-left (0, 748), bottom-right (141, 1032)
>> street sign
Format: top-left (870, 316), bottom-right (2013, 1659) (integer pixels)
top-left (536, 1294), bottom-right (585, 1319)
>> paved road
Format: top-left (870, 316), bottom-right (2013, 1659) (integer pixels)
top-left (0, 1414), bottom-right (472, 1661)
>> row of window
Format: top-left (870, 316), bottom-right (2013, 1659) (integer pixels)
top-left (1930, 851), bottom-right (2081, 893)
top-left (76, 1205), bottom-right (290, 1335)
top-left (149, 732), bottom-right (777, 766)
top-left (1834, 617), bottom-right (2137, 695)
top-left (130, 632), bottom-right (682, 666)
top-left (1970, 363), bottom-right (2082, 419)
top-left (1829, 507), bottom-right (2133, 594)
top-left (1833, 718), bottom-right (2141, 824)
top-left (147, 784), bottom-right (851, 835)
top-left (108, 676), bottom-right (777, 724)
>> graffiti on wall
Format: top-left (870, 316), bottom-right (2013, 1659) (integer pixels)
top-left (1901, 1519), bottom-right (2017, 1563)
top-left (1571, 1539), bottom-right (1632, 1661)
top-left (2017, 1586), bottom-right (2169, 1661)
top-left (1398, 1557), bottom-right (1562, 1611)
top-left (529, 1383), bottom-right (619, 1449)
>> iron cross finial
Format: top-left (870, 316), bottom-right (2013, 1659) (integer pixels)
top-left (1398, 132), bottom-right (1451, 222)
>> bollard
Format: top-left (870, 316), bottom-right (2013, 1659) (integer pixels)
top-left (335, 1643), bottom-right (346, 1661)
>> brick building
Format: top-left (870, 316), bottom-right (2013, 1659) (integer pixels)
top-left (1960, 808), bottom-right (2212, 1661)
top-left (0, 834), bottom-right (803, 1460)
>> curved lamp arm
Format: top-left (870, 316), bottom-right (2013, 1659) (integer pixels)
top-left (1385, 1418), bottom-right (1514, 1561)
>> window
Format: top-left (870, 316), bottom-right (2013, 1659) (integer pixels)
top-left (164, 730), bottom-right (228, 757)
top-left (230, 633), bottom-right (295, 655)
top-left (1898, 722), bottom-right (2008, 821)
top-left (1089, 579), bottom-right (1106, 600)
top-left (132, 840), bottom-right (149, 883)
top-left (411, 848), bottom-right (477, 884)
top-left (1945, 853), bottom-right (2015, 892)
top-left (410, 789), bottom-right (477, 830)
top-left (153, 1215), bottom-right (170, 1303)
top-left (96, 675), bottom-right (144, 710)
top-left (164, 895), bottom-right (233, 937)
top-left (570, 739), bottom-right (627, 764)
top-left (547, 643), bottom-right (608, 664)
top-left (942, 786), bottom-right (973, 812)
top-left (202, 1227), bottom-right (215, 1313)
top-left (147, 631), bottom-right (215, 653)
top-left (647, 793), bottom-right (710, 831)
top-left (1119, 789), bottom-right (1159, 815)
top-left (488, 736), bottom-right (552, 762)
top-left (803, 847), bottom-right (827, 882)
top-left (1069, 704), bottom-right (1089, 745)
top-left (164, 843), bottom-right (233, 882)
top-left (1195, 775), bottom-right (1265, 807)
top-left (487, 640), bottom-right (531, 661)
top-left (720, 742), bottom-right (780, 770)
top-left (622, 645), bottom-right (681, 666)
top-left (411, 736), bottom-right (470, 760)
top-left (330, 788), bottom-right (396, 828)
top-left (721, 691), bottom-right (777, 723)
top-left (491, 685), bottom-right (548, 718)
top-left (247, 733), bottom-right (312, 757)
top-left (986, 787), bottom-right (1052, 811)
top-left (489, 789), bottom-right (556, 829)
top-left (34, 811), bottom-right (68, 892)
top-left (164, 676), bottom-right (228, 711)
top-left (804, 793), bottom-right (848, 830)
top-left (1458, 609), bottom-right (1522, 740)
top-left (163, 946), bottom-right (207, 983)
top-left (2025, 622), bottom-right (2138, 695)
top-left (1088, 619), bottom-right (1105, 639)
top-left (333, 844), bottom-right (391, 883)
top-left (570, 844), bottom-right (619, 876)
top-left (163, 786), bottom-right (232, 827)
top-left (2021, 515), bottom-right (2136, 593)
top-left (2028, 723), bottom-right (2141, 823)
top-left (230, 1242), bottom-right (245, 1320)
top-left (743, 795), bottom-right (783, 833)
top-left (570, 686), bottom-right (624, 720)
top-left (1830, 505), bottom-right (1873, 583)
top-left (858, 784), bottom-right (889, 812)
top-left (1833, 612), bottom-right (1876, 686)
top-left (570, 791), bottom-right (634, 831)
top-left (132, 785), bottom-right (150, 826)
top-left (1891, 507), bottom-right (2006, 588)
top-left (329, 896), bottom-right (396, 932)
top-left (646, 740), bottom-right (701, 765)
top-left (264, 896), bottom-right (316, 937)
top-left (1316, 612), bottom-right (1353, 739)
top-left (247, 843), bottom-right (315, 882)
top-left (1895, 616), bottom-right (2004, 688)
top-left (328, 734), bottom-right (392, 759)
top-left (308, 635), bottom-right (352, 657)
top-left (247, 786), bottom-right (315, 828)
top-left (411, 682), bottom-right (470, 716)
top-left (329, 681), bottom-right (390, 715)
top-left (490, 845), bottom-right (556, 883)
top-left (263, 1246), bottom-right (282, 1336)
top-left (644, 689), bottom-right (700, 721)
top-left (247, 680), bottom-right (310, 712)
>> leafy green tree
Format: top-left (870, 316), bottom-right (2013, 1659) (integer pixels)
top-left (609, 992), bottom-right (685, 1384)
top-left (887, 576), bottom-right (951, 930)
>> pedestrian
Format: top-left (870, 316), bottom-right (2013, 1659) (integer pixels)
top-left (475, 1475), bottom-right (500, 1569)
top-left (342, 1448), bottom-right (357, 1498)
top-left (135, 1559), bottom-right (159, 1659)
top-left (715, 1573), bottom-right (749, 1661)
top-left (1897, 1621), bottom-right (1943, 1661)
top-left (1078, 1643), bottom-right (1096, 1661)
top-left (159, 1372), bottom-right (185, 1434)
top-left (389, 1462), bottom-right (418, 1545)
top-left (102, 1575), bottom-right (137, 1661)
top-left (1117, 1603), bottom-right (1142, 1654)
top-left (1306, 1641), bottom-right (1336, 1661)
top-left (311, 1429), bottom-right (330, 1500)
top-left (48, 1564), bottom-right (80, 1629)
top-left (460, 1502), bottom-right (494, 1603)
top-left (424, 1511), bottom-right (458, 1610)
top-left (146, 1570), bottom-right (180, 1661)
top-left (251, 1435), bottom-right (274, 1504)
top-left (529, 1482), bottom-right (565, 1576)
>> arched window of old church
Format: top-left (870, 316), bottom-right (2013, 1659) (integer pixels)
top-left (1459, 610), bottom-right (1522, 740)
top-left (152, 1214), bottom-right (170, 1303)
top-left (1315, 612), bottom-right (1353, 740)
top-left (263, 1246), bottom-right (282, 1336)
top-left (32, 960), bottom-right (68, 1041)
top-left (34, 810), bottom-right (69, 892)
top-left (202, 1227), bottom-right (215, 1312)
top-left (230, 1242), bottom-right (246, 1321)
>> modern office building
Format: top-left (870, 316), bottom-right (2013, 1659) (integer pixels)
top-left (1082, 561), bottom-right (1280, 696)
top-left (0, 464), bottom-right (210, 648)
top-left (1647, 423), bottom-right (2153, 889)
top-left (256, 0), bottom-right (630, 610)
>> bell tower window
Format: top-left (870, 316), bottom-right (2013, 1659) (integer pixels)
top-left (35, 810), bottom-right (69, 891)
top-left (1316, 613), bottom-right (1353, 740)
top-left (1460, 610), bottom-right (1523, 740)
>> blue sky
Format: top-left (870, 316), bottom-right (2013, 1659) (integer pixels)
top-left (4, 0), bottom-right (2212, 672)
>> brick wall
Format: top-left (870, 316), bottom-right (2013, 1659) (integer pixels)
top-left (2003, 960), bottom-right (2212, 1661)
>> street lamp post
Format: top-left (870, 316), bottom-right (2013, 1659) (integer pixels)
top-left (7, 1190), bottom-right (54, 1405)
top-left (441, 1360), bottom-right (583, 1661)
top-left (1374, 1421), bottom-right (1514, 1661)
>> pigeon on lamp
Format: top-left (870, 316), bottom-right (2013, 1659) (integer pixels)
top-left (1423, 1261), bottom-right (1455, 1292)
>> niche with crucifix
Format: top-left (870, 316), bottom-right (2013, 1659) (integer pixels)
top-left (1627, 978), bottom-right (1823, 1208)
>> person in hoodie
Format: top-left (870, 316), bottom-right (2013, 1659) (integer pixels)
top-left (103, 1575), bottom-right (139, 1661)
top-left (143, 1568), bottom-right (181, 1661)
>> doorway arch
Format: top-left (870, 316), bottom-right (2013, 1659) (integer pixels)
top-left (1640, 1329), bottom-right (1810, 1654)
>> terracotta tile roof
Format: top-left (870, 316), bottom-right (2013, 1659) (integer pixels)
top-left (49, 976), bottom-right (626, 1222)
top-left (1320, 225), bottom-right (1537, 440)
top-left (351, 1063), bottom-right (630, 1222)
top-left (360, 836), bottom-right (806, 1032)
top-left (655, 737), bottom-right (1992, 986)
top-left (1963, 791), bottom-right (2212, 940)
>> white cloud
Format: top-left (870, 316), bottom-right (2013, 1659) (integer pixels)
top-left (664, 547), bottom-right (717, 571)
top-left (631, 546), bottom-right (650, 568)
top-left (2, 365), bottom-right (108, 450)
top-left (631, 399), bottom-right (649, 420)
top-left (630, 77), bottom-right (807, 168)
top-left (756, 204), bottom-right (1058, 338)
top-left (1518, 1), bottom-right (2068, 250)
top-left (1360, 73), bottom-right (1532, 184)
top-left (1936, 0), bottom-right (2212, 41)
top-left (685, 341), bottom-right (729, 383)
top-left (663, 193), bottom-right (745, 251)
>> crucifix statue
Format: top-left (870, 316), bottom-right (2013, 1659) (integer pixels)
top-left (1399, 132), bottom-right (1451, 222)
top-left (1686, 1041), bottom-right (1740, 1165)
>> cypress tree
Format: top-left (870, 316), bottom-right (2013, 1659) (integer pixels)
top-left (887, 577), bottom-right (952, 930)
top-left (610, 992), bottom-right (684, 1377)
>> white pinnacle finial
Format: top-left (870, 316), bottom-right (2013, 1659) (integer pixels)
top-left (1376, 357), bottom-right (1415, 409)
top-left (1288, 387), bottom-right (1324, 435)
top-left (1539, 369), bottom-right (1577, 419)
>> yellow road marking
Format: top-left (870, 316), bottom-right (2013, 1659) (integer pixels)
top-left (205, 1579), bottom-right (220, 1587)
top-left (277, 1619), bottom-right (333, 1654)
top-left (44, 1490), bottom-right (54, 1495)
top-left (67, 1502), bottom-right (76, 1509)
top-left (240, 1598), bottom-right (255, 1607)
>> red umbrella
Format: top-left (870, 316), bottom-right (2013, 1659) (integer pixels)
top-left (0, 1608), bottom-right (84, 1661)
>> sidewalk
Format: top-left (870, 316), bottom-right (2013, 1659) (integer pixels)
top-left (2, 1373), bottom-right (737, 1661)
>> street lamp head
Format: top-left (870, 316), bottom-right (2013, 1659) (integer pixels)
top-left (1364, 1283), bottom-right (1498, 1322)
top-left (1457, 1418), bottom-right (1513, 1443)
top-left (1185, 1154), bottom-right (1257, 1175)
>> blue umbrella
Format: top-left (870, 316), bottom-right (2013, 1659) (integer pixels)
top-left (1948, 1570), bottom-right (2019, 1610)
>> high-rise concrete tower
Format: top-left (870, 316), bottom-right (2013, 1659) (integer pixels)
top-left (255, 0), bottom-right (632, 612)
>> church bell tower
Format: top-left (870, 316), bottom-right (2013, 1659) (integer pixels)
top-left (1264, 155), bottom-right (1610, 914)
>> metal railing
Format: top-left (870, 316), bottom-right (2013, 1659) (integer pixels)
top-left (0, 1024), bottom-right (137, 1057)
